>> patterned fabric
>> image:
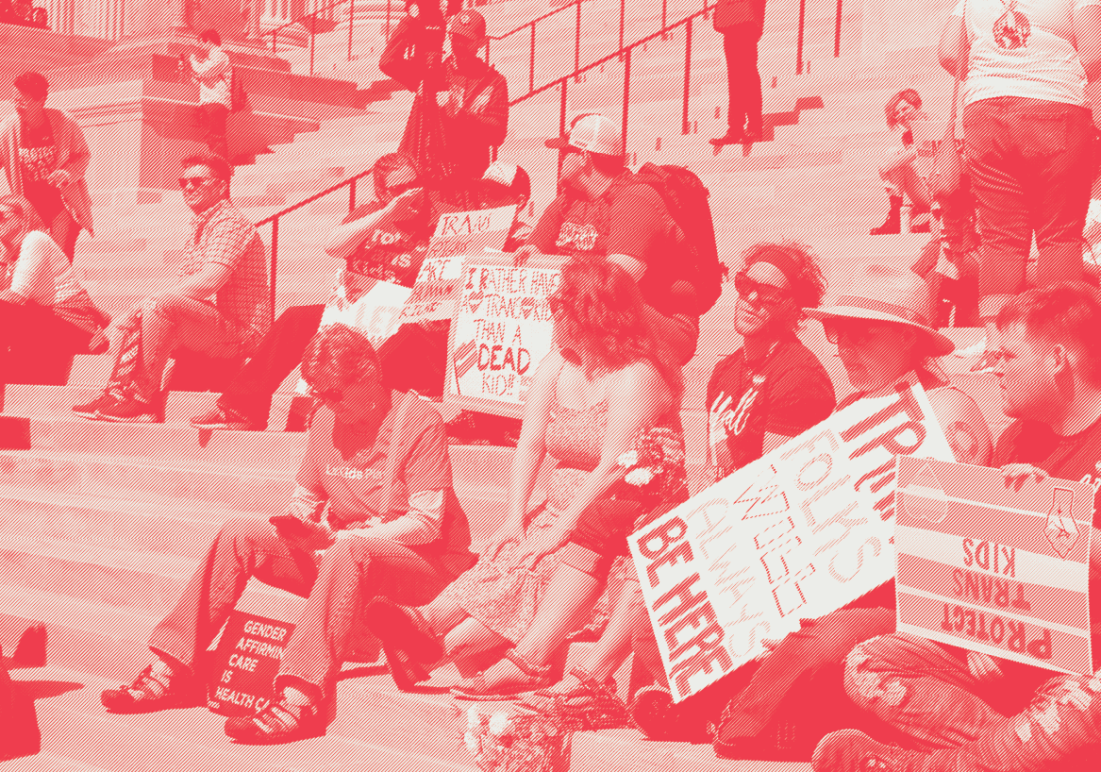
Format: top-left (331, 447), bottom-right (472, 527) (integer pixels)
top-left (18, 144), bottom-right (57, 182)
top-left (181, 199), bottom-right (270, 343)
top-left (438, 395), bottom-right (609, 643)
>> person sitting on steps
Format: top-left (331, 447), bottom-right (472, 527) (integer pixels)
top-left (870, 89), bottom-right (933, 235)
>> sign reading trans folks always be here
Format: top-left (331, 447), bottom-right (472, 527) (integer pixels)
top-left (397, 205), bottom-right (517, 326)
top-left (628, 375), bottom-right (956, 702)
top-left (445, 255), bottom-right (563, 419)
top-left (895, 456), bottom-right (1094, 674)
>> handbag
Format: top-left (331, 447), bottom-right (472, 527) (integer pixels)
top-left (929, 1), bottom-right (967, 203)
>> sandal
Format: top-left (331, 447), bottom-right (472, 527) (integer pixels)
top-left (364, 600), bottom-right (443, 691)
top-left (223, 695), bottom-right (326, 745)
top-left (450, 649), bottom-right (557, 701)
top-left (520, 667), bottom-right (629, 731)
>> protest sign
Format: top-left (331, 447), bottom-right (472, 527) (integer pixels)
top-left (445, 255), bottom-right (563, 418)
top-left (207, 611), bottom-right (295, 718)
top-left (895, 456), bottom-right (1094, 674)
top-left (397, 205), bottom-right (517, 326)
top-left (319, 270), bottom-right (413, 345)
top-left (628, 375), bottom-right (956, 701)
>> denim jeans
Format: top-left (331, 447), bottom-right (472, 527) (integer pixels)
top-left (199, 103), bottom-right (229, 160)
top-left (148, 516), bottom-right (451, 698)
top-left (962, 97), bottom-right (1095, 319)
top-left (843, 632), bottom-right (1101, 771)
top-left (721, 26), bottom-right (763, 136)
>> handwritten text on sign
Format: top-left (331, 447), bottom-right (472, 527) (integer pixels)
top-left (398, 205), bottom-right (516, 326)
top-left (895, 456), bottom-right (1094, 674)
top-left (628, 376), bottom-right (956, 701)
top-left (446, 256), bottom-right (561, 418)
top-left (319, 271), bottom-right (413, 345)
top-left (207, 611), bottom-right (296, 718)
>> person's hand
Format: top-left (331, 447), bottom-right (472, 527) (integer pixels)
top-left (469, 90), bottom-right (492, 114)
top-left (966, 651), bottom-right (1004, 682)
top-left (1001, 463), bottom-right (1048, 491)
top-left (516, 522), bottom-right (573, 570)
top-left (708, 394), bottom-right (734, 444)
top-left (512, 243), bottom-right (543, 268)
top-left (46, 169), bottom-right (72, 188)
top-left (484, 520), bottom-right (525, 561)
top-left (270, 514), bottom-right (334, 551)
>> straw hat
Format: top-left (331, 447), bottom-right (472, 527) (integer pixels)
top-left (805, 264), bottom-right (955, 357)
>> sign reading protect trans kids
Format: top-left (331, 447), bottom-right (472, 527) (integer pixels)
top-left (627, 375), bottom-right (956, 702)
top-left (895, 456), bottom-right (1094, 674)
top-left (445, 255), bottom-right (562, 418)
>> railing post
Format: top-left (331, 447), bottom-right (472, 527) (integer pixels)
top-left (386, 0), bottom-right (392, 43)
top-left (797, 0), bottom-right (806, 74)
top-left (350, 177), bottom-right (357, 211)
top-left (273, 29), bottom-right (278, 55)
top-left (556, 79), bottom-right (568, 186)
top-left (621, 47), bottom-right (631, 159)
top-left (309, 13), bottom-right (317, 75)
top-left (529, 22), bottom-right (536, 94)
top-left (348, 0), bottom-right (355, 61)
top-left (682, 16), bottom-right (692, 135)
top-left (618, 0), bottom-right (625, 54)
top-left (834, 0), bottom-right (843, 58)
top-left (270, 219), bottom-right (279, 326)
top-left (574, 0), bottom-right (581, 77)
top-left (662, 0), bottom-right (667, 29)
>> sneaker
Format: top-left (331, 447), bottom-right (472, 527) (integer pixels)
top-left (190, 404), bottom-right (260, 431)
top-left (101, 663), bottom-right (196, 714)
top-left (95, 397), bottom-right (160, 424)
top-left (72, 392), bottom-right (115, 420)
top-left (629, 685), bottom-right (675, 740)
top-left (224, 693), bottom-right (325, 744)
top-left (811, 729), bottom-right (925, 772)
top-left (709, 129), bottom-right (747, 147)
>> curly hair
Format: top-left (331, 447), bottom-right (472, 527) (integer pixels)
top-left (301, 324), bottom-right (381, 388)
top-left (372, 152), bottom-right (420, 192)
top-left (548, 257), bottom-right (681, 395)
top-left (884, 88), bottom-right (922, 130)
top-left (739, 240), bottom-right (827, 328)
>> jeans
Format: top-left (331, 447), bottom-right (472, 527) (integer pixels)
top-left (199, 103), bottom-right (230, 160)
top-left (48, 207), bottom-right (80, 263)
top-left (721, 26), bottom-right (763, 136)
top-left (149, 516), bottom-right (452, 698)
top-left (0, 300), bottom-right (91, 384)
top-left (110, 293), bottom-right (252, 402)
top-left (843, 632), bottom-right (1101, 770)
top-left (962, 97), bottom-right (1096, 319)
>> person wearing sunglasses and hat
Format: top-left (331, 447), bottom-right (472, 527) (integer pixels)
top-left (630, 264), bottom-right (993, 762)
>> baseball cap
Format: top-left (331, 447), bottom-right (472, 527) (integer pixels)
top-left (448, 10), bottom-right (487, 42)
top-left (544, 113), bottom-right (624, 157)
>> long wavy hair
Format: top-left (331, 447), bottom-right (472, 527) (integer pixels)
top-left (548, 256), bottom-right (682, 398)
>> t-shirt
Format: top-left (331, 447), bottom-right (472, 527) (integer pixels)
top-left (528, 178), bottom-right (690, 317)
top-left (18, 119), bottom-right (63, 226)
top-left (993, 415), bottom-right (1101, 647)
top-left (706, 337), bottom-right (836, 477)
top-left (953, 0), bottom-right (1101, 106)
top-left (340, 189), bottom-right (440, 286)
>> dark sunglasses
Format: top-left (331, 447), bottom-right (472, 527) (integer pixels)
top-left (734, 271), bottom-right (789, 307)
top-left (308, 385), bottom-right (347, 404)
top-left (178, 176), bottom-right (217, 189)
top-left (822, 320), bottom-right (885, 346)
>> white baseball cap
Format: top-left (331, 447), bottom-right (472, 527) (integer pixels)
top-left (544, 113), bottom-right (624, 157)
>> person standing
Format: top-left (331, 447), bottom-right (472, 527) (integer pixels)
top-left (185, 29), bottom-right (232, 160)
top-left (0, 71), bottom-right (94, 262)
top-left (711, 0), bottom-right (768, 146)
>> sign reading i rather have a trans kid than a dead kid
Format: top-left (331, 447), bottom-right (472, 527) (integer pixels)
top-left (895, 456), bottom-right (1094, 674)
top-left (398, 205), bottom-right (517, 326)
top-left (628, 374), bottom-right (956, 702)
top-left (445, 255), bottom-right (562, 418)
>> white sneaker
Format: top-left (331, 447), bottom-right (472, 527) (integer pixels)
top-left (954, 336), bottom-right (986, 358)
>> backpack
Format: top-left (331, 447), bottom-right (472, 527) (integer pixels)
top-left (630, 163), bottom-right (727, 315)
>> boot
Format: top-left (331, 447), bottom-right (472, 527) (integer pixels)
top-left (870, 196), bottom-right (903, 235)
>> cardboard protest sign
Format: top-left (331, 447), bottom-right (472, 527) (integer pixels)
top-left (207, 611), bottom-right (295, 718)
top-left (895, 456), bottom-right (1094, 674)
top-left (628, 375), bottom-right (956, 701)
top-left (397, 205), bottom-right (517, 326)
top-left (319, 270), bottom-right (413, 345)
top-left (445, 255), bottom-right (563, 418)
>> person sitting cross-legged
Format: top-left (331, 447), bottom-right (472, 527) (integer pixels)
top-left (813, 281), bottom-right (1101, 772)
top-left (100, 324), bottom-right (476, 745)
top-left (73, 152), bottom-right (269, 423)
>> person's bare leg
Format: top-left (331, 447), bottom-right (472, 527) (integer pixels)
top-left (441, 617), bottom-right (510, 662)
top-left (899, 162), bottom-right (932, 211)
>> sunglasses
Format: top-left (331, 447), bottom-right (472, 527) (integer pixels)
top-left (178, 176), bottom-right (218, 189)
top-left (734, 271), bottom-right (789, 307)
top-left (822, 320), bottom-right (888, 347)
top-left (308, 385), bottom-right (347, 404)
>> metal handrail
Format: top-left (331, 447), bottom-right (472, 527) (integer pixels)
top-left (261, 0), bottom-right (402, 75)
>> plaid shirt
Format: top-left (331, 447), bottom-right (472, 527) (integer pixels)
top-left (180, 199), bottom-right (270, 343)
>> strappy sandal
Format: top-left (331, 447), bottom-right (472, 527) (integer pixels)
top-left (223, 695), bottom-right (326, 745)
top-left (364, 601), bottom-right (443, 691)
top-left (450, 649), bottom-right (557, 701)
top-left (520, 667), bottom-right (630, 731)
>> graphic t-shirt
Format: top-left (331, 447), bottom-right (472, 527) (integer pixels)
top-left (529, 178), bottom-right (690, 317)
top-left (18, 119), bottom-right (63, 226)
top-left (706, 337), bottom-right (836, 478)
top-left (341, 188), bottom-right (444, 286)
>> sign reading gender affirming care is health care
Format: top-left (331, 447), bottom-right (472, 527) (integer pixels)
top-left (445, 254), bottom-right (562, 418)
top-left (628, 375), bottom-right (956, 702)
top-left (207, 611), bottom-right (295, 718)
top-left (895, 456), bottom-right (1094, 674)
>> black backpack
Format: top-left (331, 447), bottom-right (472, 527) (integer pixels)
top-left (630, 163), bottom-right (727, 315)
